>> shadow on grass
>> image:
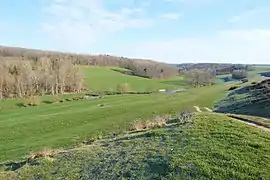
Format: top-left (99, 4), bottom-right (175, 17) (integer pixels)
top-left (42, 100), bottom-right (54, 104)
top-left (259, 72), bottom-right (270, 78)
top-left (110, 68), bottom-right (150, 79)
top-left (218, 76), bottom-right (235, 83)
top-left (4, 161), bottom-right (27, 171)
top-left (16, 102), bottom-right (27, 107)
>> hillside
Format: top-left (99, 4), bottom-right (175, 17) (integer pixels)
top-left (1, 113), bottom-right (269, 179)
top-left (81, 66), bottom-right (186, 92)
top-left (0, 45), bottom-right (179, 79)
top-left (215, 79), bottom-right (270, 118)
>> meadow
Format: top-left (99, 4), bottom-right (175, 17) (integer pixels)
top-left (1, 113), bottom-right (270, 179)
top-left (0, 83), bottom-right (227, 162)
top-left (81, 66), bottom-right (187, 92)
top-left (1, 65), bottom-right (270, 179)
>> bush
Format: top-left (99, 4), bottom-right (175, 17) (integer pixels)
top-left (177, 110), bottom-right (194, 124)
top-left (116, 83), bottom-right (131, 93)
top-left (185, 69), bottom-right (216, 87)
top-left (231, 70), bottom-right (247, 80)
top-left (25, 96), bottom-right (41, 106)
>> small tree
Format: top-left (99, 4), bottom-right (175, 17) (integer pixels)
top-left (116, 83), bottom-right (131, 93)
top-left (186, 69), bottom-right (215, 87)
top-left (231, 70), bottom-right (247, 80)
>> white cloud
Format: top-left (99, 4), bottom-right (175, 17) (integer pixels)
top-left (111, 29), bottom-right (270, 64)
top-left (228, 8), bottom-right (270, 23)
top-left (41, 0), bottom-right (153, 47)
top-left (160, 13), bottom-right (181, 20)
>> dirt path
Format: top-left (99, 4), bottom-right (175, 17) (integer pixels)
top-left (193, 106), bottom-right (202, 112)
top-left (204, 107), bottom-right (213, 112)
top-left (227, 115), bottom-right (270, 133)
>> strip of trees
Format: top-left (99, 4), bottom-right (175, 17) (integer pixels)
top-left (176, 63), bottom-right (251, 75)
top-left (185, 69), bottom-right (216, 87)
top-left (0, 46), bottom-right (179, 79)
top-left (0, 58), bottom-right (83, 99)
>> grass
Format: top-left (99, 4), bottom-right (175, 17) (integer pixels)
top-left (1, 113), bottom-right (269, 179)
top-left (0, 84), bottom-right (228, 162)
top-left (214, 82), bottom-right (270, 118)
top-left (0, 94), bottom-right (84, 109)
top-left (81, 66), bottom-right (187, 92)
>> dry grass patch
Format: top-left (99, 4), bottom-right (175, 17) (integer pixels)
top-left (28, 148), bottom-right (64, 162)
top-left (24, 96), bottom-right (41, 106)
top-left (130, 115), bottom-right (171, 131)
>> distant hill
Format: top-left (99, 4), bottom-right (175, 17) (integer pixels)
top-left (0, 45), bottom-right (178, 79)
top-left (171, 63), bottom-right (250, 75)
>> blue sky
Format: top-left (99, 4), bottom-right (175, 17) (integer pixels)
top-left (1, 0), bottom-right (270, 64)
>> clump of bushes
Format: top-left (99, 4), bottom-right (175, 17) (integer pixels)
top-left (25, 96), bottom-right (41, 106)
top-left (231, 70), bottom-right (247, 80)
top-left (176, 110), bottom-right (194, 124)
top-left (130, 115), bottom-right (171, 131)
top-left (116, 83), bottom-right (132, 93)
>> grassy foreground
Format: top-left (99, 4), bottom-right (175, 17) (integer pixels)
top-left (0, 85), bottom-right (228, 162)
top-left (1, 113), bottom-right (269, 179)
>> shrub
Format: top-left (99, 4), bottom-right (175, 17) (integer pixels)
top-left (177, 110), bottom-right (194, 124)
top-left (25, 96), bottom-right (41, 106)
top-left (116, 83), bottom-right (131, 93)
top-left (130, 115), bottom-right (171, 131)
top-left (185, 69), bottom-right (216, 87)
top-left (231, 70), bottom-right (247, 80)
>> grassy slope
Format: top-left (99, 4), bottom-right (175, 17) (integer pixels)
top-left (1, 113), bottom-right (269, 180)
top-left (0, 84), bottom-right (228, 162)
top-left (215, 83), bottom-right (270, 118)
top-left (81, 66), bottom-right (186, 92)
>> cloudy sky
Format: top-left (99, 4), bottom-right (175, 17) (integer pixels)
top-left (1, 0), bottom-right (270, 64)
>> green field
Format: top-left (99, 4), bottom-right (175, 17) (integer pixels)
top-left (0, 84), bottom-right (228, 162)
top-left (1, 65), bottom-right (270, 179)
top-left (1, 113), bottom-right (270, 179)
top-left (81, 66), bottom-right (187, 92)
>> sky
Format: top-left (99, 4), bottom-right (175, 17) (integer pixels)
top-left (1, 0), bottom-right (270, 64)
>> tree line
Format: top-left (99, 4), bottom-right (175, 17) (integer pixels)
top-left (0, 58), bottom-right (83, 99)
top-left (0, 46), bottom-right (179, 79)
top-left (176, 63), bottom-right (250, 75)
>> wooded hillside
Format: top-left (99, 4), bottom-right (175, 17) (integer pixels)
top-left (0, 46), bottom-right (179, 79)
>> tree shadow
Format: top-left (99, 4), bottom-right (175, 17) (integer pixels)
top-left (4, 161), bottom-right (27, 171)
top-left (16, 102), bottom-right (27, 107)
top-left (42, 100), bottom-right (54, 104)
top-left (259, 72), bottom-right (270, 78)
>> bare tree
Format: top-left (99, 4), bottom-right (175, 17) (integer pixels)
top-left (186, 69), bottom-right (215, 87)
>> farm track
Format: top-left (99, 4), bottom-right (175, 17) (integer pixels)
top-left (194, 106), bottom-right (270, 133)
